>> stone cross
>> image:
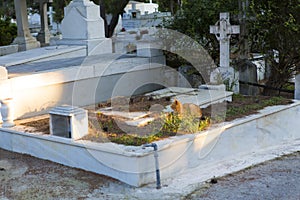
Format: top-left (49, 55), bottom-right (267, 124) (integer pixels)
top-left (13, 0), bottom-right (40, 51)
top-left (36, 0), bottom-right (53, 45)
top-left (210, 12), bottom-right (240, 92)
top-left (210, 12), bottom-right (240, 68)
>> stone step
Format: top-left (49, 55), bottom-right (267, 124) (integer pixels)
top-left (147, 87), bottom-right (233, 109)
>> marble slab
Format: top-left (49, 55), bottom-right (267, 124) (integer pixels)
top-left (99, 110), bottom-right (149, 120)
top-left (125, 117), bottom-right (155, 127)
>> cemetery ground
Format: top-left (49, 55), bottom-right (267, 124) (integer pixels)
top-left (1, 148), bottom-right (299, 199)
top-left (17, 94), bottom-right (292, 146)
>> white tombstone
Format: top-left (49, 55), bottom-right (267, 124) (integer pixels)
top-left (59, 0), bottom-right (112, 55)
top-left (0, 66), bottom-right (8, 80)
top-left (49, 105), bottom-right (88, 140)
top-left (295, 74), bottom-right (300, 100)
top-left (210, 12), bottom-right (240, 92)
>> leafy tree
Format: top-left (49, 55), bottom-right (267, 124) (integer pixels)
top-left (156, 0), bottom-right (182, 14)
top-left (0, 0), bottom-right (39, 19)
top-left (166, 0), bottom-right (240, 62)
top-left (52, 0), bottom-right (71, 23)
top-left (248, 0), bottom-right (300, 95)
top-left (0, 0), bottom-right (15, 19)
top-left (167, 0), bottom-right (300, 95)
top-left (0, 18), bottom-right (17, 46)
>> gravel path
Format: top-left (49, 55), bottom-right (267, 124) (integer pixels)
top-left (186, 151), bottom-right (300, 200)
top-left (1, 148), bottom-right (300, 199)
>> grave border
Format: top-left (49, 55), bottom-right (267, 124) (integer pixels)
top-left (0, 101), bottom-right (300, 186)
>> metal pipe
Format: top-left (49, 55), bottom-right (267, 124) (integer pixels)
top-left (143, 143), bottom-right (161, 189)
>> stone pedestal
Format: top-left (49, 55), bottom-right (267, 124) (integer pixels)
top-left (0, 98), bottom-right (15, 128)
top-left (0, 66), bottom-right (8, 80)
top-left (13, 0), bottom-right (40, 51)
top-left (210, 67), bottom-right (239, 93)
top-left (136, 41), bottom-right (163, 58)
top-left (59, 0), bottom-right (112, 55)
top-left (295, 74), bottom-right (300, 100)
top-left (49, 105), bottom-right (88, 140)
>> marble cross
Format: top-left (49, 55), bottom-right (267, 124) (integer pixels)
top-left (210, 12), bottom-right (240, 68)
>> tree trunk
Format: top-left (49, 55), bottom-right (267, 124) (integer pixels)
top-left (99, 0), bottom-right (108, 37)
top-left (99, 0), bottom-right (129, 38)
top-left (107, 14), bottom-right (120, 38)
top-left (170, 0), bottom-right (174, 14)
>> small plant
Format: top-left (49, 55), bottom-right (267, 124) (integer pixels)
top-left (160, 113), bottom-right (181, 134)
top-left (199, 117), bottom-right (211, 131)
top-left (225, 96), bottom-right (292, 120)
top-left (178, 115), bottom-right (201, 133)
top-left (160, 112), bottom-right (211, 135)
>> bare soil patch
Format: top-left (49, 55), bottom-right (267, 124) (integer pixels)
top-left (19, 94), bottom-right (293, 146)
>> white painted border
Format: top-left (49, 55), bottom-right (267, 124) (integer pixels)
top-left (1, 101), bottom-right (300, 186)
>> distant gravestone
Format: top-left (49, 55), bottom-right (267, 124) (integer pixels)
top-left (13, 0), bottom-right (40, 51)
top-left (36, 0), bottom-right (53, 45)
top-left (295, 74), bottom-right (300, 100)
top-left (238, 59), bottom-right (259, 95)
top-left (0, 66), bottom-right (8, 80)
top-left (210, 12), bottom-right (240, 92)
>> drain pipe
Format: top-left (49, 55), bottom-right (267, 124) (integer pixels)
top-left (143, 143), bottom-right (161, 189)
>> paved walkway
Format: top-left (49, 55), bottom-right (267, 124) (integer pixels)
top-left (1, 148), bottom-right (300, 199)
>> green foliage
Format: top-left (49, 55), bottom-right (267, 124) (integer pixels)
top-left (110, 134), bottom-right (160, 146)
top-left (167, 0), bottom-right (299, 94)
top-left (160, 112), bottom-right (182, 134)
top-left (166, 0), bottom-right (240, 61)
top-left (52, 0), bottom-right (71, 23)
top-left (0, 0), bottom-right (39, 19)
top-left (226, 96), bottom-right (290, 119)
top-left (0, 18), bottom-right (17, 46)
top-left (156, 0), bottom-right (182, 14)
top-left (0, 0), bottom-right (15, 18)
top-left (108, 112), bottom-right (211, 146)
top-left (161, 112), bottom-right (210, 134)
top-left (248, 0), bottom-right (300, 93)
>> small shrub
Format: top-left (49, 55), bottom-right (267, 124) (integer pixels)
top-left (160, 112), bottom-right (211, 134)
top-left (160, 113), bottom-right (181, 134)
top-left (0, 18), bottom-right (17, 46)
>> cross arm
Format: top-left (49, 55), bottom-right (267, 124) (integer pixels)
top-left (34, 0), bottom-right (53, 3)
top-left (229, 25), bottom-right (240, 34)
top-left (210, 25), bottom-right (220, 34)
